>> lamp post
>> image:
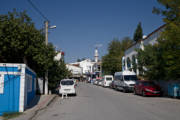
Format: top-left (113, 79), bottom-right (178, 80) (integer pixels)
top-left (44, 21), bottom-right (56, 95)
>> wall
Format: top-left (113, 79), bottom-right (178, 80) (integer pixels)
top-left (0, 63), bottom-right (36, 115)
top-left (25, 68), bottom-right (36, 106)
top-left (66, 64), bottom-right (82, 75)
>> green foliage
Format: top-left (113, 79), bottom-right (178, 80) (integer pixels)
top-left (136, 0), bottom-right (180, 81)
top-left (133, 22), bottom-right (143, 42)
top-left (3, 112), bottom-right (23, 120)
top-left (137, 44), bottom-right (165, 80)
top-left (0, 10), bottom-right (70, 89)
top-left (102, 37), bottom-right (133, 75)
top-left (48, 60), bottom-right (71, 90)
top-left (0, 9), bottom-right (50, 76)
top-left (158, 23), bottom-right (180, 80)
top-left (152, 0), bottom-right (180, 23)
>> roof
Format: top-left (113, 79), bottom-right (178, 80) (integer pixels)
top-left (126, 24), bottom-right (166, 50)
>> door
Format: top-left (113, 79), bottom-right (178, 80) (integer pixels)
top-left (0, 74), bottom-right (20, 115)
top-left (119, 75), bottom-right (123, 88)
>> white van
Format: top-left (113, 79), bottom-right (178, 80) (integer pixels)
top-left (114, 71), bottom-right (137, 92)
top-left (102, 75), bottom-right (113, 87)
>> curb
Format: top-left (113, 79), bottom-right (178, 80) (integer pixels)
top-left (10, 95), bottom-right (57, 120)
top-left (28, 95), bottom-right (57, 120)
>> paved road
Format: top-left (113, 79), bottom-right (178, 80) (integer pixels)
top-left (34, 82), bottom-right (180, 120)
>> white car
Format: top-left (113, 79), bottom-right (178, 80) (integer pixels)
top-left (98, 80), bottom-right (103, 86)
top-left (102, 75), bottom-right (113, 87)
top-left (59, 79), bottom-right (76, 95)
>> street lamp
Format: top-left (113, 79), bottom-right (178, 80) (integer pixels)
top-left (44, 21), bottom-right (56, 95)
top-left (49, 25), bottom-right (56, 29)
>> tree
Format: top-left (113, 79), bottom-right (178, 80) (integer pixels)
top-left (77, 58), bottom-right (81, 62)
top-left (133, 22), bottom-right (143, 42)
top-left (48, 60), bottom-right (71, 90)
top-left (136, 44), bottom-right (165, 80)
top-left (0, 9), bottom-right (53, 76)
top-left (136, 0), bottom-right (180, 81)
top-left (153, 0), bottom-right (180, 80)
top-left (0, 10), bottom-right (70, 90)
top-left (152, 0), bottom-right (180, 23)
top-left (102, 37), bottom-right (133, 75)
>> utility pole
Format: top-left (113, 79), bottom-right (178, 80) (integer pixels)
top-left (44, 21), bottom-right (49, 95)
top-left (44, 21), bottom-right (56, 95)
top-left (28, 0), bottom-right (56, 95)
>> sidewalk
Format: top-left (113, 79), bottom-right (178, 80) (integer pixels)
top-left (11, 94), bottom-right (57, 120)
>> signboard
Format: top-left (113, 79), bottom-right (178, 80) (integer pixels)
top-left (0, 74), bottom-right (4, 94)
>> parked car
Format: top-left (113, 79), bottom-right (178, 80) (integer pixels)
top-left (134, 81), bottom-right (162, 96)
top-left (93, 80), bottom-right (98, 85)
top-left (59, 79), bottom-right (76, 95)
top-left (114, 70), bottom-right (137, 92)
top-left (98, 80), bottom-right (103, 86)
top-left (102, 75), bottom-right (113, 87)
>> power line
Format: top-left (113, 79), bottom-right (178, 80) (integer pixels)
top-left (27, 0), bottom-right (49, 21)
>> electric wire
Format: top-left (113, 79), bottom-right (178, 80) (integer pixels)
top-left (27, 0), bottom-right (49, 21)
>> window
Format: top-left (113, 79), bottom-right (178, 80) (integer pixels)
top-left (0, 74), bottom-right (4, 94)
top-left (61, 80), bottom-right (74, 85)
top-left (124, 75), bottom-right (137, 81)
top-left (127, 57), bottom-right (131, 69)
top-left (26, 74), bottom-right (32, 92)
top-left (115, 75), bottom-right (123, 81)
top-left (142, 81), bottom-right (155, 86)
top-left (106, 77), bottom-right (112, 81)
top-left (114, 75), bottom-right (120, 81)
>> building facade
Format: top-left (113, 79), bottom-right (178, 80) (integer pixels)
top-left (122, 25), bottom-right (165, 75)
top-left (70, 59), bottom-right (95, 75)
top-left (66, 64), bottom-right (83, 78)
top-left (54, 51), bottom-right (65, 61)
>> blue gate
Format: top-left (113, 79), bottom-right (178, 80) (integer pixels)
top-left (0, 74), bottom-right (20, 115)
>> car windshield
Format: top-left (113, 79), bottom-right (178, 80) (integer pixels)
top-left (124, 75), bottom-right (137, 81)
top-left (61, 80), bottom-right (74, 85)
top-left (143, 82), bottom-right (155, 86)
top-left (106, 77), bottom-right (112, 81)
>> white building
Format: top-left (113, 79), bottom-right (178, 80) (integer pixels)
top-left (66, 64), bottom-right (83, 77)
top-left (122, 25), bottom-right (165, 75)
top-left (54, 51), bottom-right (64, 61)
top-left (70, 59), bottom-right (95, 74)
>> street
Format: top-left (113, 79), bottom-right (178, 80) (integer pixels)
top-left (33, 82), bottom-right (180, 120)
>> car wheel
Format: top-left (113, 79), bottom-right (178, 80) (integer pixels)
top-left (142, 91), bottom-right (146, 97)
top-left (114, 85), bottom-right (117, 90)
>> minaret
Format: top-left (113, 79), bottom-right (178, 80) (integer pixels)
top-left (94, 47), bottom-right (99, 63)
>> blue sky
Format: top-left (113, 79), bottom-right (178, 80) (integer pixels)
top-left (1, 0), bottom-right (164, 63)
